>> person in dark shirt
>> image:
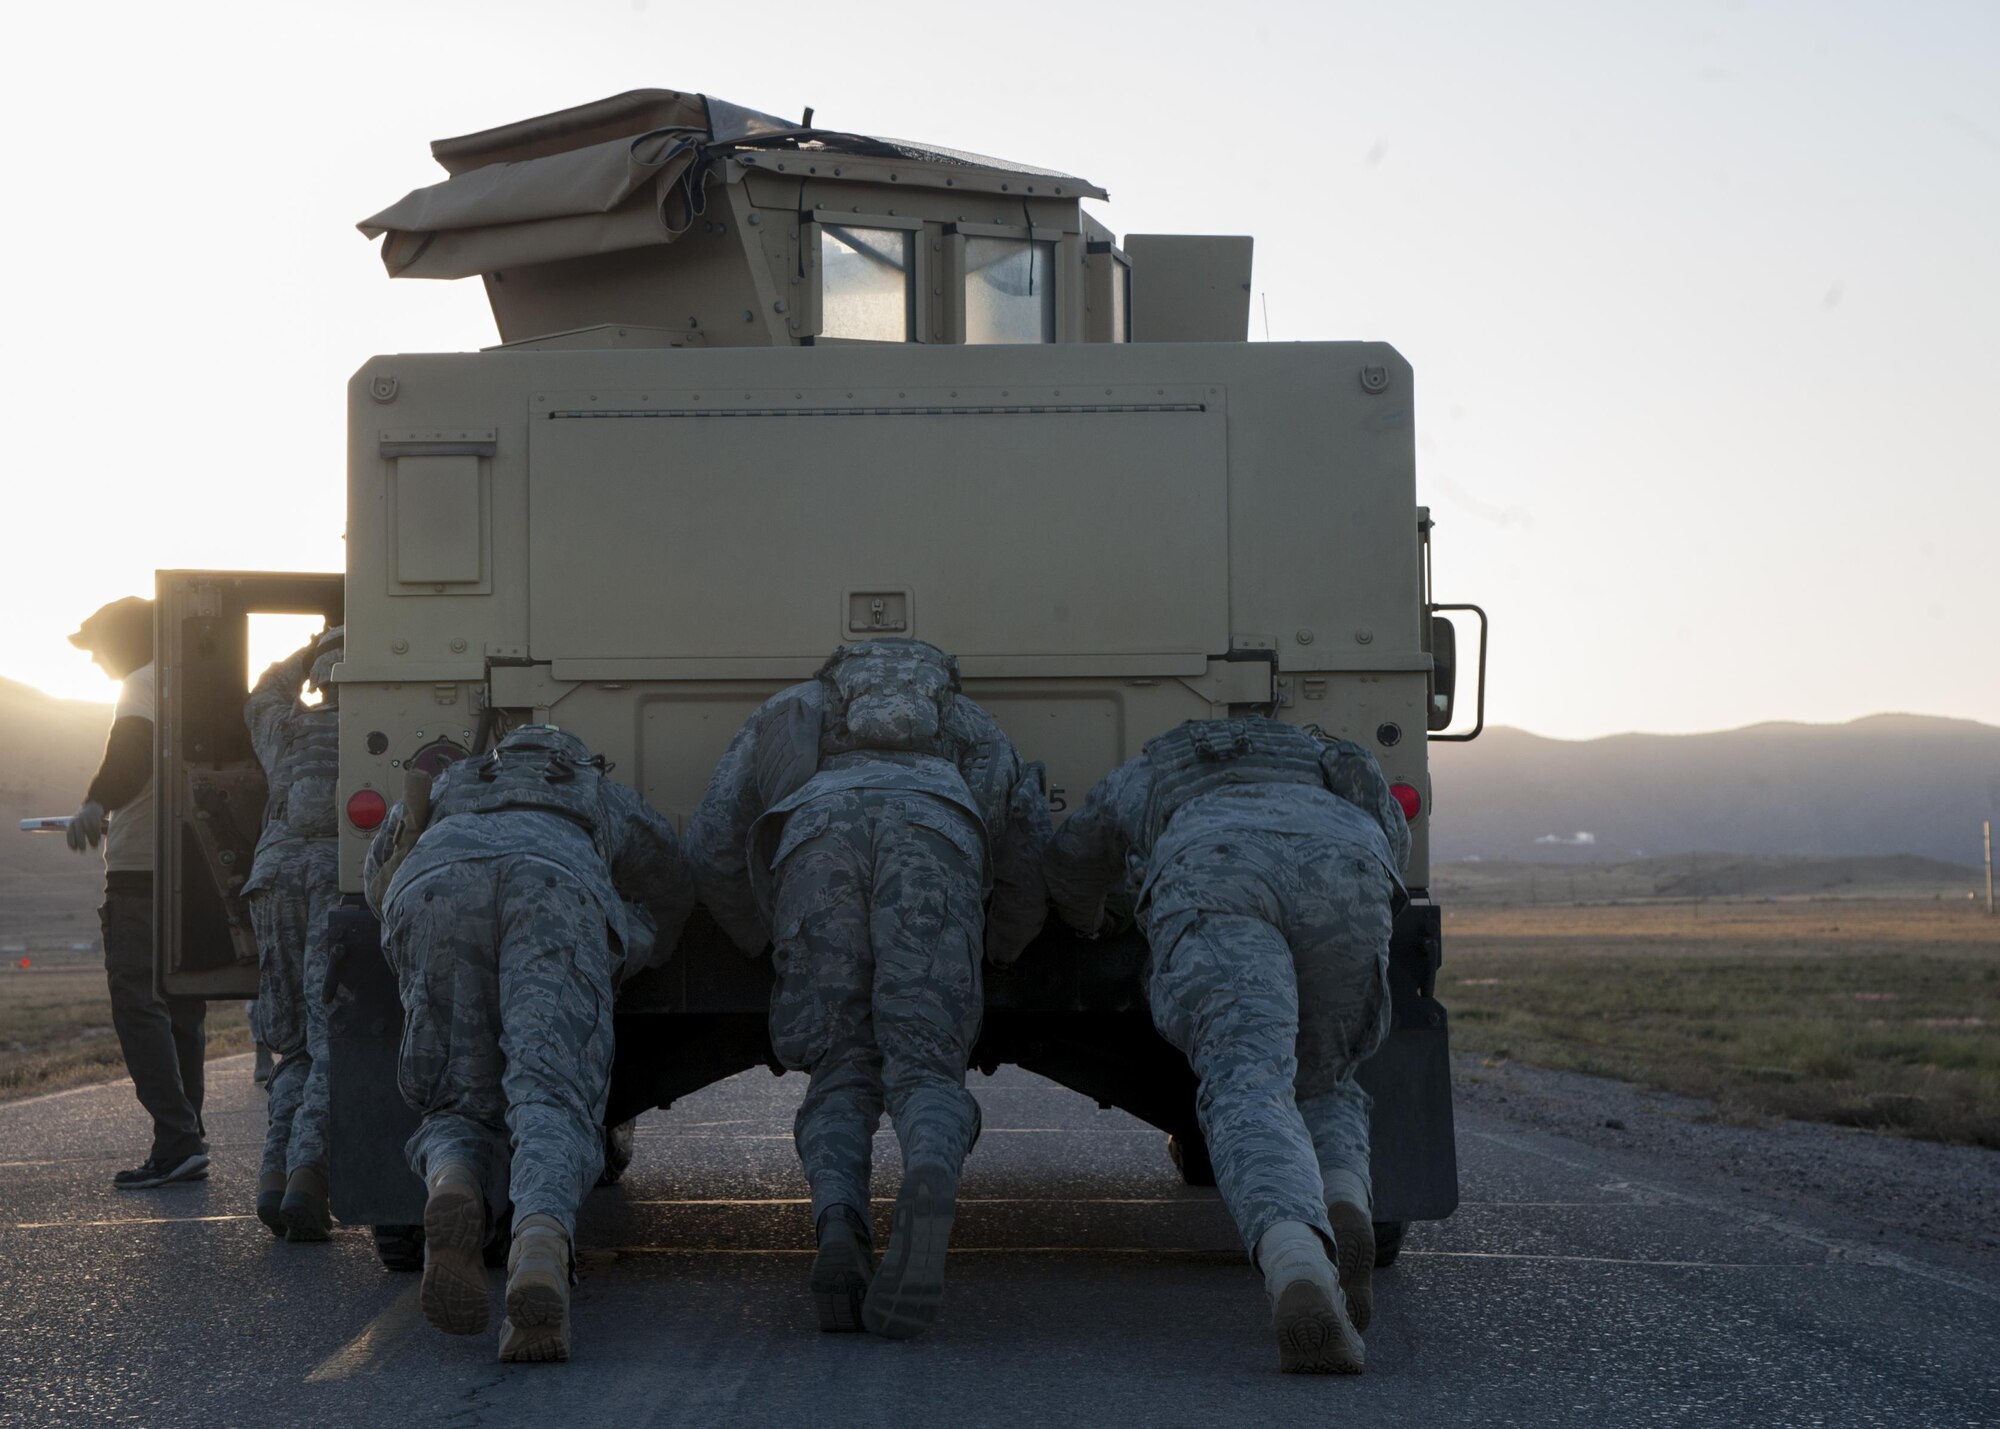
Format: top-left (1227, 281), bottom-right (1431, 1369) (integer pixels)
top-left (67, 596), bottom-right (208, 1189)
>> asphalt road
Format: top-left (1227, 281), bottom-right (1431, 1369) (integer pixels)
top-left (2, 1055), bottom-right (1995, 1428)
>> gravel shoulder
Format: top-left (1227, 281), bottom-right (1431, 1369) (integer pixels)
top-left (1454, 1050), bottom-right (2000, 1262)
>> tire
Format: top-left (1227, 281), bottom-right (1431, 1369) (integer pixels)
top-left (1167, 1132), bottom-right (1216, 1187)
top-left (598, 1118), bottom-right (637, 1186)
top-left (1372, 1220), bottom-right (1406, 1268)
top-left (371, 1224), bottom-right (424, 1272)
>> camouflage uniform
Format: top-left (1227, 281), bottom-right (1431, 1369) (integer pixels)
top-left (243, 637), bottom-right (344, 1187)
top-left (687, 642), bottom-right (1050, 1229)
top-left (364, 727), bottom-right (693, 1238)
top-left (1043, 719), bottom-right (1410, 1256)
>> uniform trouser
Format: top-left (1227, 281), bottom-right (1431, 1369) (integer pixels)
top-left (767, 789), bottom-right (987, 1226)
top-left (99, 881), bottom-right (207, 1163)
top-left (383, 855), bottom-right (617, 1240)
top-left (1141, 829), bottom-right (1394, 1259)
top-left (249, 842), bottom-right (342, 1180)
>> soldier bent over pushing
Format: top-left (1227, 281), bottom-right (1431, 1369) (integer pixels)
top-left (243, 627), bottom-right (345, 1241)
top-left (689, 640), bottom-right (1049, 1339)
top-left (365, 726), bottom-right (692, 1362)
top-left (1043, 717), bottom-right (1409, 1374)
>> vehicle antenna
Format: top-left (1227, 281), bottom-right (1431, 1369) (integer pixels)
top-left (1262, 292), bottom-right (1272, 342)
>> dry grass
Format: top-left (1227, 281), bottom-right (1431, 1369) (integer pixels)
top-left (0, 956), bottom-right (248, 1102)
top-left (1443, 899), bottom-right (2000, 1146)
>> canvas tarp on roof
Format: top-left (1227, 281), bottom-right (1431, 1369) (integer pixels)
top-left (357, 90), bottom-right (796, 280)
top-left (358, 88), bottom-right (1103, 280)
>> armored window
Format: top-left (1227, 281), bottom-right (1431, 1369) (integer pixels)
top-left (964, 237), bottom-right (1056, 344)
top-left (819, 225), bottom-right (914, 342)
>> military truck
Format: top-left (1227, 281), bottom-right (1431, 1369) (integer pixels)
top-left (152, 89), bottom-right (1485, 1270)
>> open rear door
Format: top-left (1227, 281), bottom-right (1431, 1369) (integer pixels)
top-left (154, 571), bottom-right (343, 999)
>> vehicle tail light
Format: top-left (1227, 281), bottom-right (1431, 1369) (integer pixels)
top-left (1389, 782), bottom-right (1422, 822)
top-left (346, 789), bottom-right (388, 830)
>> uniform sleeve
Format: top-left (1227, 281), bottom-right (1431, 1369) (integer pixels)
top-left (1319, 738), bottom-right (1412, 873)
top-left (84, 716), bottom-right (153, 811)
top-left (361, 808), bottom-right (403, 919)
top-left (685, 701), bottom-right (783, 955)
top-left (1041, 757), bottom-right (1150, 937)
top-left (606, 786), bottom-right (696, 970)
top-left (982, 751), bottom-right (1053, 966)
top-left (244, 644), bottom-right (313, 775)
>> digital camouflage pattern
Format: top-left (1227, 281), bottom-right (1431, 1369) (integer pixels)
top-left (365, 728), bottom-right (694, 1236)
top-left (243, 638), bottom-right (344, 1182)
top-left (249, 841), bottom-right (340, 1181)
top-left (686, 648), bottom-right (1050, 963)
top-left (366, 728), bottom-right (694, 973)
top-left (768, 786), bottom-right (987, 1223)
top-left (382, 853), bottom-right (620, 1237)
top-left (687, 644), bottom-right (1050, 1225)
top-left (1043, 722), bottom-right (1409, 1255)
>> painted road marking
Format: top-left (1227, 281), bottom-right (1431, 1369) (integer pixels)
top-left (305, 1285), bottom-right (424, 1384)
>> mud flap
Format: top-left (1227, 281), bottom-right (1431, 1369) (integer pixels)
top-left (1357, 903), bottom-right (1458, 1222)
top-left (324, 900), bottom-right (426, 1228)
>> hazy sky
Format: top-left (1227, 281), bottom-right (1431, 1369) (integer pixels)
top-left (1, 0), bottom-right (1992, 739)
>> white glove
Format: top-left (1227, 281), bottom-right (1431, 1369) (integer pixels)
top-left (66, 801), bottom-right (106, 852)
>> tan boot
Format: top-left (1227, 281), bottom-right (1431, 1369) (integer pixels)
top-left (255, 1171), bottom-right (287, 1239)
top-left (862, 1161), bottom-right (959, 1341)
top-left (1257, 1220), bottom-right (1365, 1375)
top-left (279, 1166), bottom-right (332, 1243)
top-left (419, 1163), bottom-right (489, 1335)
top-left (497, 1214), bottom-right (572, 1363)
top-left (1327, 1200), bottom-right (1377, 1333)
top-left (810, 1205), bottom-right (874, 1333)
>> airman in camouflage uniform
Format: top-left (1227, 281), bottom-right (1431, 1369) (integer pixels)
top-left (243, 627), bottom-right (345, 1242)
top-left (1043, 717), bottom-right (1410, 1374)
top-left (687, 639), bottom-right (1049, 1339)
top-left (364, 725), bottom-right (692, 1362)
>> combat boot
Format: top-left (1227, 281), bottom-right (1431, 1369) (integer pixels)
top-left (1257, 1220), bottom-right (1364, 1375)
top-left (255, 1170), bottom-right (287, 1238)
top-left (497, 1214), bottom-right (572, 1363)
top-left (280, 1165), bottom-right (332, 1243)
top-left (810, 1204), bottom-right (874, 1333)
top-left (419, 1163), bottom-right (489, 1336)
top-left (862, 1160), bottom-right (959, 1340)
top-left (1327, 1199), bottom-right (1377, 1333)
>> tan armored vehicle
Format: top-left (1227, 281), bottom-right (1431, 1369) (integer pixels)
top-left (152, 89), bottom-right (1484, 1268)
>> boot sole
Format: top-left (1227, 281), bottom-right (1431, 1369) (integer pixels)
top-left (281, 1194), bottom-right (332, 1244)
top-left (421, 1181), bottom-right (489, 1335)
top-left (1274, 1278), bottom-right (1365, 1375)
top-left (1328, 1201), bottom-right (1376, 1333)
top-left (862, 1165), bottom-right (955, 1341)
top-left (810, 1233), bottom-right (874, 1333)
top-left (499, 1276), bottom-right (570, 1362)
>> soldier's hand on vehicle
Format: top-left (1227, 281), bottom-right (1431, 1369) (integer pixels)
top-left (66, 801), bottom-right (106, 852)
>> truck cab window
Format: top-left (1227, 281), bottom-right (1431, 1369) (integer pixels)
top-left (965, 237), bottom-right (1055, 344)
top-left (820, 225), bottom-right (914, 342)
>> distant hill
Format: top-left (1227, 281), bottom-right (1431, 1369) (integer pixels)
top-left (0, 677), bottom-right (116, 940)
top-left (1429, 714), bottom-right (2000, 867)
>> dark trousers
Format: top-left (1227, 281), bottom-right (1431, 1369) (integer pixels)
top-left (100, 878), bottom-right (207, 1162)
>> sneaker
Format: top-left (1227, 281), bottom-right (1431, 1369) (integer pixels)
top-left (113, 1152), bottom-right (210, 1190)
